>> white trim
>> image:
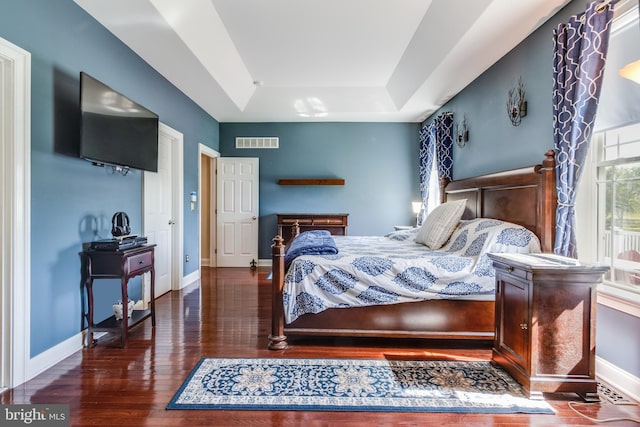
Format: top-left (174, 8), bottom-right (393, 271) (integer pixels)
top-left (0, 37), bottom-right (31, 389)
top-left (597, 356), bottom-right (640, 402)
top-left (166, 124), bottom-right (184, 292)
top-left (198, 143), bottom-right (220, 272)
top-left (28, 333), bottom-right (83, 381)
top-left (258, 259), bottom-right (272, 267)
top-left (611, 0), bottom-right (639, 35)
top-left (182, 269), bottom-right (200, 289)
top-left (598, 286), bottom-right (640, 318)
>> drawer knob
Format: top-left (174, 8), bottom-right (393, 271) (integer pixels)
top-left (520, 323), bottom-right (528, 330)
top-left (506, 266), bottom-right (514, 273)
top-left (139, 260), bottom-right (144, 264)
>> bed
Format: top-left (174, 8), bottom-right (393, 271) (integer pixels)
top-left (268, 150), bottom-right (556, 350)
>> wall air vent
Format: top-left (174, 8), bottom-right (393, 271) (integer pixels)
top-left (235, 137), bottom-right (279, 149)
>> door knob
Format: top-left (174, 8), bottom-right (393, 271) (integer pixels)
top-left (252, 216), bottom-right (257, 220)
top-left (168, 220), bottom-right (175, 225)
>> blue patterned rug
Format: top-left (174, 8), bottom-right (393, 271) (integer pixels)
top-left (167, 358), bottom-right (555, 414)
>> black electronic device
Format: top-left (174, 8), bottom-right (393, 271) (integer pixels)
top-left (90, 235), bottom-right (148, 251)
top-left (79, 72), bottom-right (159, 172)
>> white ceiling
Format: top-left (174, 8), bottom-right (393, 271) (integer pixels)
top-left (74, 0), bottom-right (571, 123)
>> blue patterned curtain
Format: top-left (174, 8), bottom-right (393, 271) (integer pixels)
top-left (552, 0), bottom-right (615, 258)
top-left (418, 123), bottom-right (434, 224)
top-left (418, 113), bottom-right (454, 224)
top-left (435, 114), bottom-right (454, 183)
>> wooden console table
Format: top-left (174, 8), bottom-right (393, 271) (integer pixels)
top-left (83, 245), bottom-right (156, 348)
top-left (277, 213), bottom-right (348, 244)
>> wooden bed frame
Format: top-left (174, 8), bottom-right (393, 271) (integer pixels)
top-left (268, 150), bottom-right (556, 350)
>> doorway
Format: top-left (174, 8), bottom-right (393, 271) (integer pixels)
top-left (199, 144), bottom-right (220, 268)
top-left (143, 123), bottom-right (184, 305)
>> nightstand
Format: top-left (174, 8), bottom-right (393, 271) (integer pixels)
top-left (488, 253), bottom-right (608, 401)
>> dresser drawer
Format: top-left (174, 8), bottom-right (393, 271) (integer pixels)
top-left (493, 260), bottom-right (531, 281)
top-left (127, 251), bottom-right (153, 274)
top-left (280, 218), bottom-right (313, 225)
top-left (313, 218), bottom-right (345, 225)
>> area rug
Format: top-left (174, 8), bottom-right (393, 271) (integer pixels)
top-left (167, 358), bottom-right (555, 414)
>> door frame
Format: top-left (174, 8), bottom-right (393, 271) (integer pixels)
top-left (199, 144), bottom-right (220, 268)
top-left (143, 122), bottom-right (184, 294)
top-left (0, 36), bottom-right (31, 390)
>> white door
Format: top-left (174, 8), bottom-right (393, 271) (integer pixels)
top-left (143, 126), bottom-right (174, 297)
top-left (216, 157), bottom-right (259, 267)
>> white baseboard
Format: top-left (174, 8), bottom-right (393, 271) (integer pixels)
top-left (23, 268), bottom-right (201, 386)
top-left (597, 356), bottom-right (640, 402)
top-left (258, 259), bottom-right (272, 267)
top-left (181, 269), bottom-right (200, 289)
top-left (201, 258), bottom-right (211, 267)
top-left (28, 332), bottom-right (84, 382)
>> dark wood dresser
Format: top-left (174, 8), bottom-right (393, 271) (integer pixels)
top-left (488, 253), bottom-right (608, 401)
top-left (277, 213), bottom-right (348, 244)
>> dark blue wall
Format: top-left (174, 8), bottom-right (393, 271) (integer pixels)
top-left (0, 0), bottom-right (219, 357)
top-left (220, 122), bottom-right (421, 258)
top-left (424, 0), bottom-right (640, 378)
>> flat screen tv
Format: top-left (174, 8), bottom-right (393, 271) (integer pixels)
top-left (79, 72), bottom-right (159, 172)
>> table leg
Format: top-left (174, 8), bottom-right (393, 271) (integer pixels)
top-left (150, 268), bottom-right (156, 327)
top-left (121, 276), bottom-right (128, 348)
top-left (86, 278), bottom-right (95, 348)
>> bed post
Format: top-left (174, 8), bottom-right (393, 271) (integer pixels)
top-left (440, 177), bottom-right (450, 204)
top-left (535, 149), bottom-right (556, 253)
top-left (268, 235), bottom-right (288, 350)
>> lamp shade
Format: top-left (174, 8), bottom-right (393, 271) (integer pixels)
top-left (619, 60), bottom-right (640, 84)
top-left (412, 201), bottom-right (423, 214)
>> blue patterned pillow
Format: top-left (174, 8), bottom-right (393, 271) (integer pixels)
top-left (490, 226), bottom-right (541, 253)
top-left (384, 228), bottom-right (419, 241)
top-left (441, 218), bottom-right (540, 257)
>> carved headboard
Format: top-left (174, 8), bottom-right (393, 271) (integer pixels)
top-left (441, 150), bottom-right (556, 252)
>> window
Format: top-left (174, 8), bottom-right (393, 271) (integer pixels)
top-left (577, 0), bottom-right (640, 309)
top-left (591, 124), bottom-right (640, 293)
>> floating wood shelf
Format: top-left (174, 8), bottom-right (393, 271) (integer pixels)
top-left (278, 179), bottom-right (345, 186)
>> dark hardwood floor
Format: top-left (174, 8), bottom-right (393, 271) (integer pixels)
top-left (3, 267), bottom-right (640, 426)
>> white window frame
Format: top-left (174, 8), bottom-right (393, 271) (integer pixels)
top-left (578, 126), bottom-right (640, 317)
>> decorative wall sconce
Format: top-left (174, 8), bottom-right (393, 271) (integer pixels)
top-left (506, 77), bottom-right (527, 126)
top-left (455, 114), bottom-right (469, 148)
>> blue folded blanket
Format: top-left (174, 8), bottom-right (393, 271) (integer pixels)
top-left (285, 230), bottom-right (338, 267)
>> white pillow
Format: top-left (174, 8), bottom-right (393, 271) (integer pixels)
top-left (415, 199), bottom-right (467, 249)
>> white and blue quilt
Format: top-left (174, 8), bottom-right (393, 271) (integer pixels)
top-left (283, 218), bottom-right (541, 323)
